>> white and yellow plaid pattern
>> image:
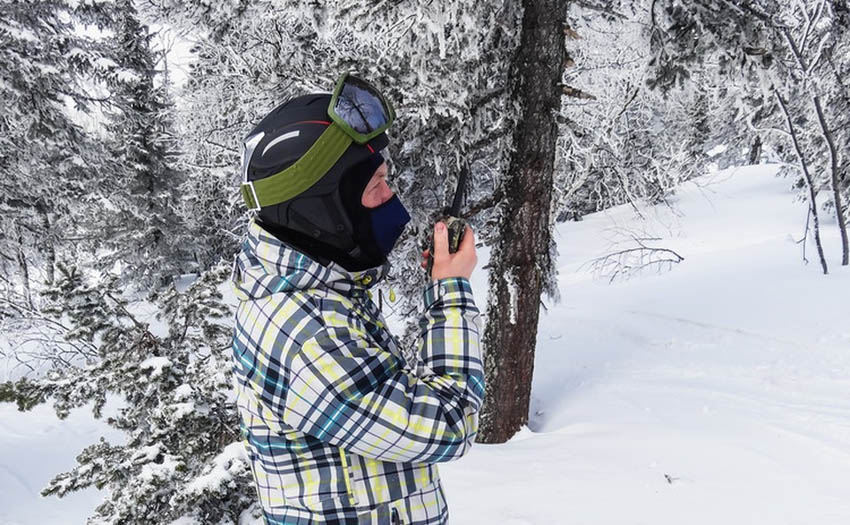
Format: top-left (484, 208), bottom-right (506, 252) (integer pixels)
top-left (231, 221), bottom-right (484, 524)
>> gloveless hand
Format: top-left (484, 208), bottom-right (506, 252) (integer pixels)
top-left (421, 222), bottom-right (477, 280)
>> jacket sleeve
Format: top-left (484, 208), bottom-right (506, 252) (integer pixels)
top-left (280, 277), bottom-right (485, 464)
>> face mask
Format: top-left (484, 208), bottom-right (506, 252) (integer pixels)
top-left (368, 195), bottom-right (411, 257)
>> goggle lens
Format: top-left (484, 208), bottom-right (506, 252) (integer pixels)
top-left (333, 75), bottom-right (391, 136)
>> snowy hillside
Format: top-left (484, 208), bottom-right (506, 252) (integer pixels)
top-left (442, 164), bottom-right (850, 524)
top-left (2, 164), bottom-right (849, 524)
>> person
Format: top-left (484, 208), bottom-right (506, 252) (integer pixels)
top-left (230, 73), bottom-right (485, 525)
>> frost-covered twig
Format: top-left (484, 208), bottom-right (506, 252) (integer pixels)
top-left (588, 235), bottom-right (684, 283)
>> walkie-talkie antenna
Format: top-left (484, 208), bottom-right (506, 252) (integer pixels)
top-left (449, 168), bottom-right (468, 217)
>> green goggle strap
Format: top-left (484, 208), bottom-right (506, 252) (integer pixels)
top-left (241, 123), bottom-right (353, 210)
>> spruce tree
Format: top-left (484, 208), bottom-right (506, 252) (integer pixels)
top-left (1, 262), bottom-right (257, 524)
top-left (0, 0), bottom-right (110, 292)
top-left (95, 0), bottom-right (195, 289)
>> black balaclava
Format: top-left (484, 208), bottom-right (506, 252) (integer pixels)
top-left (339, 152), bottom-right (411, 268)
top-left (260, 153), bottom-right (410, 272)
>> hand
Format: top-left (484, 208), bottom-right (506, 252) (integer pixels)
top-left (421, 222), bottom-right (477, 280)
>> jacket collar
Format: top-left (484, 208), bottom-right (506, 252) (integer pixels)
top-left (232, 220), bottom-right (387, 301)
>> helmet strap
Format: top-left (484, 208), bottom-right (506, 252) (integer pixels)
top-left (241, 123), bottom-right (352, 209)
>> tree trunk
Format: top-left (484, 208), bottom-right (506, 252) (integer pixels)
top-left (478, 0), bottom-right (568, 444)
top-left (776, 91), bottom-right (829, 275)
top-left (36, 202), bottom-right (56, 285)
top-left (749, 135), bottom-right (762, 165)
top-left (16, 227), bottom-right (33, 309)
top-left (812, 95), bottom-right (849, 266)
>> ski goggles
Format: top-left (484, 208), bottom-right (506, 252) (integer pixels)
top-left (240, 72), bottom-right (395, 211)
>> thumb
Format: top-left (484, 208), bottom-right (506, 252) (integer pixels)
top-left (433, 222), bottom-right (449, 257)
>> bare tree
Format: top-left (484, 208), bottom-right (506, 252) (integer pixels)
top-left (648, 0), bottom-right (850, 269)
top-left (776, 91), bottom-right (829, 274)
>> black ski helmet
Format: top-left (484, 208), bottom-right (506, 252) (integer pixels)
top-left (242, 93), bottom-right (390, 264)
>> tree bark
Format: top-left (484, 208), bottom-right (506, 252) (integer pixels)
top-left (812, 95), bottom-right (849, 266)
top-left (16, 227), bottom-right (33, 309)
top-left (36, 202), bottom-right (56, 285)
top-left (478, 0), bottom-right (568, 444)
top-left (749, 135), bottom-right (762, 165)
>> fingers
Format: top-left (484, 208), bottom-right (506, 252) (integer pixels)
top-left (458, 225), bottom-right (475, 252)
top-left (423, 224), bottom-right (475, 275)
top-left (433, 222), bottom-right (448, 257)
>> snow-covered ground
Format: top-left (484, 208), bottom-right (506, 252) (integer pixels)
top-left (2, 164), bottom-right (849, 524)
top-left (0, 400), bottom-right (125, 524)
top-left (442, 164), bottom-right (850, 524)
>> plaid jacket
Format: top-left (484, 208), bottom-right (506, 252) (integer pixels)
top-left (231, 221), bottom-right (485, 524)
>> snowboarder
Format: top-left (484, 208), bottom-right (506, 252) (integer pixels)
top-left (230, 73), bottom-right (485, 524)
